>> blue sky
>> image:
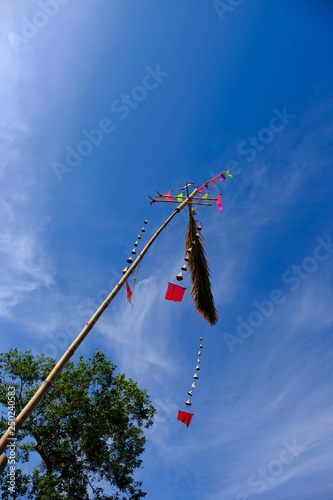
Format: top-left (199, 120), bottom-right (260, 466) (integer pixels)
top-left (1, 1), bottom-right (333, 498)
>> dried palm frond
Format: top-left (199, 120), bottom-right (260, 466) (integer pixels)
top-left (185, 208), bottom-right (218, 325)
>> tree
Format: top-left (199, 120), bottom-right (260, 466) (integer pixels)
top-left (0, 348), bottom-right (155, 500)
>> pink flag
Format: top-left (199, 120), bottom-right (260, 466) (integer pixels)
top-left (198, 186), bottom-right (204, 195)
top-left (216, 194), bottom-right (223, 213)
top-left (164, 190), bottom-right (172, 202)
top-left (216, 175), bottom-right (222, 181)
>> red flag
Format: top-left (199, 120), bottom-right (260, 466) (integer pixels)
top-left (220, 173), bottom-right (226, 180)
top-left (165, 282), bottom-right (186, 302)
top-left (210, 178), bottom-right (216, 186)
top-left (216, 194), bottom-right (223, 213)
top-left (177, 410), bottom-right (193, 427)
top-left (126, 281), bottom-right (132, 300)
top-left (204, 182), bottom-right (209, 192)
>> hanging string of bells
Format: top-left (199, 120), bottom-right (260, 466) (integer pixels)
top-left (184, 335), bottom-right (204, 408)
top-left (174, 218), bottom-right (206, 426)
top-left (177, 208), bottom-right (217, 426)
top-left (122, 219), bottom-right (148, 302)
top-left (175, 220), bottom-right (202, 283)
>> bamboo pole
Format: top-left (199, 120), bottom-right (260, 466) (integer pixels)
top-left (0, 187), bottom-right (199, 472)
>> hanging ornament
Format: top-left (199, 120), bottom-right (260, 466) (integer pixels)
top-left (127, 256), bottom-right (133, 264)
top-left (165, 282), bottom-right (186, 302)
top-left (122, 266), bottom-right (129, 275)
top-left (177, 410), bottom-right (193, 428)
top-left (185, 208), bottom-right (218, 325)
top-left (181, 264), bottom-right (187, 272)
top-left (126, 281), bottom-right (132, 304)
top-left (131, 248), bottom-right (136, 255)
top-left (176, 272), bottom-right (184, 281)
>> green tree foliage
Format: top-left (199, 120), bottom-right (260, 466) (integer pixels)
top-left (0, 349), bottom-right (155, 499)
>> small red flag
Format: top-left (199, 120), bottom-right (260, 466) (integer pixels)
top-left (177, 410), bottom-right (193, 427)
top-left (165, 282), bottom-right (186, 302)
top-left (126, 281), bottom-right (132, 301)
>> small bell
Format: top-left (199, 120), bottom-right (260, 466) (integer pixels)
top-left (184, 255), bottom-right (190, 262)
top-left (144, 220), bottom-right (148, 224)
top-left (195, 232), bottom-right (200, 238)
top-left (200, 336), bottom-right (203, 341)
top-left (122, 266), bottom-right (129, 275)
top-left (141, 227), bottom-right (145, 232)
top-left (200, 345), bottom-right (203, 349)
top-left (134, 241), bottom-right (138, 247)
top-left (181, 264), bottom-right (187, 272)
top-left (187, 247), bottom-right (193, 253)
top-left (192, 382), bottom-right (196, 388)
top-left (198, 224), bottom-right (202, 231)
top-left (138, 234), bottom-right (142, 239)
top-left (193, 373), bottom-right (199, 379)
top-left (176, 272), bottom-right (183, 281)
top-left (195, 365), bottom-right (200, 371)
top-left (192, 240), bottom-right (196, 245)
top-left (185, 399), bottom-right (192, 406)
top-left (131, 248), bottom-right (136, 255)
top-left (188, 390), bottom-right (193, 397)
top-left (197, 358), bottom-right (201, 363)
top-left (198, 351), bottom-right (201, 356)
top-left (127, 256), bottom-right (133, 264)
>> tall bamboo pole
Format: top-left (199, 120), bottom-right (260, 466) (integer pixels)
top-left (0, 187), bottom-right (199, 472)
